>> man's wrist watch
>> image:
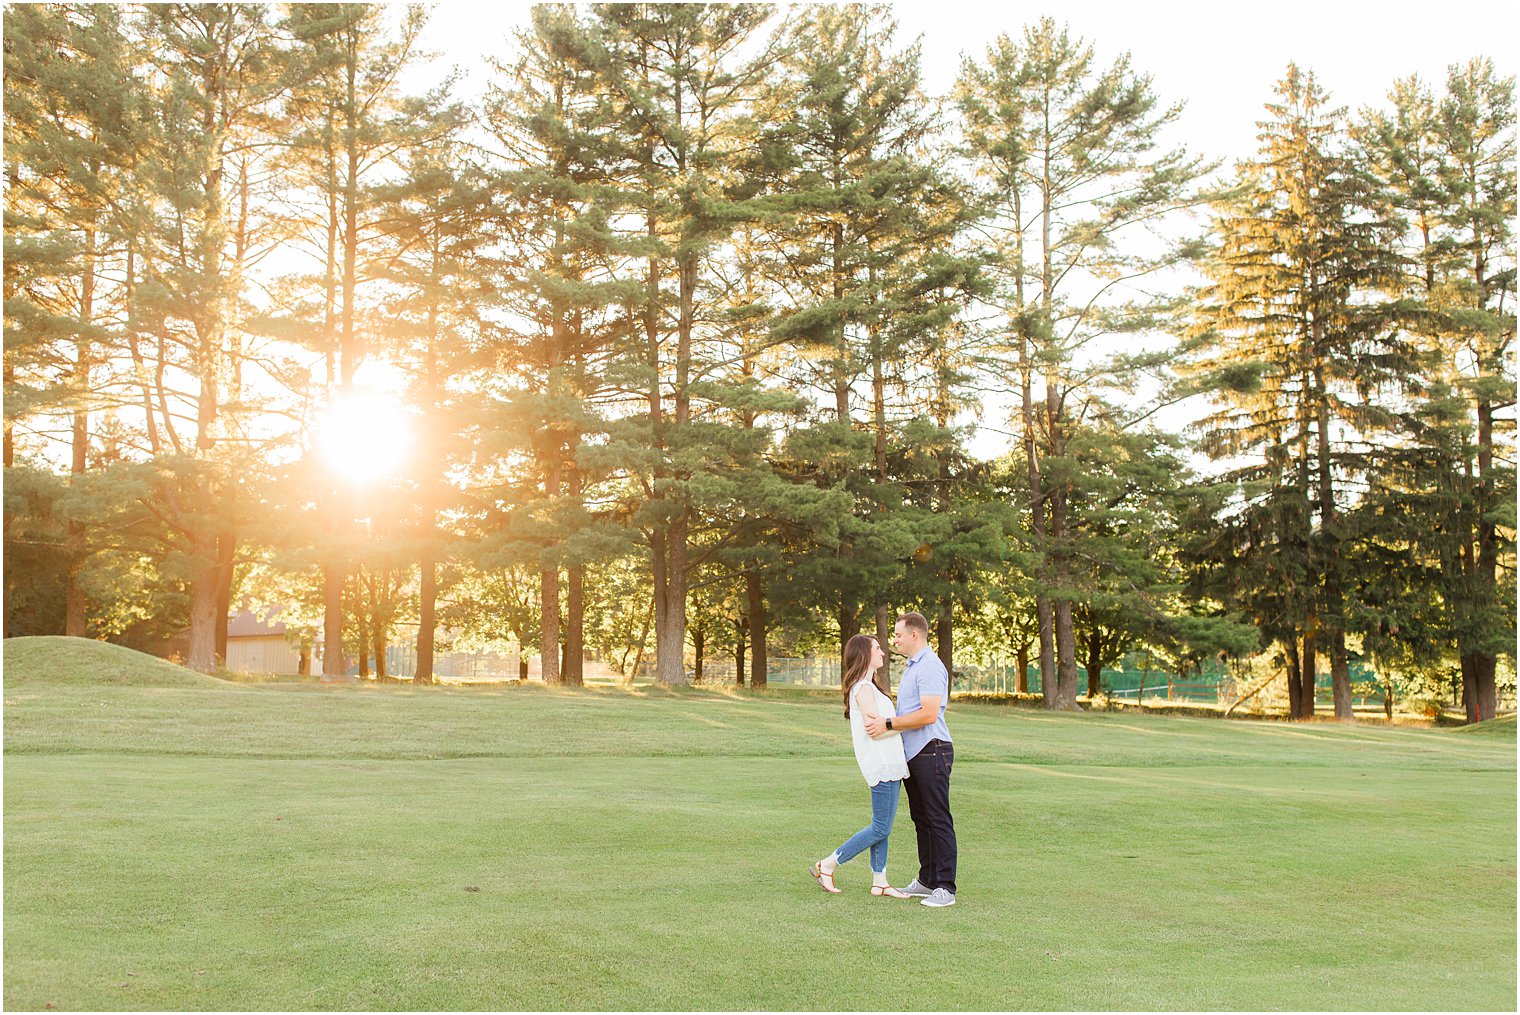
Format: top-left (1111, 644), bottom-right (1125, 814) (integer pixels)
top-left (885, 718), bottom-right (894, 730)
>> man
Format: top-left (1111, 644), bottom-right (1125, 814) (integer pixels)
top-left (864, 611), bottom-right (957, 907)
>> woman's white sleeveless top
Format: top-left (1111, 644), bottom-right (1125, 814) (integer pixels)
top-left (848, 681), bottom-right (909, 786)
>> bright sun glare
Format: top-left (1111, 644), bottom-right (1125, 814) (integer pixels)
top-left (317, 394), bottom-right (415, 481)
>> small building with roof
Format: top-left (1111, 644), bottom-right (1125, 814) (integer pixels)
top-left (224, 608), bottom-right (308, 675)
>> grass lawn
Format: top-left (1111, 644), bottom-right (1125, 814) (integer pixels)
top-left (4, 637), bottom-right (1515, 1011)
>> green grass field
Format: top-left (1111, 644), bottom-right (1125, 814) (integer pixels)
top-left (4, 636), bottom-right (1515, 1011)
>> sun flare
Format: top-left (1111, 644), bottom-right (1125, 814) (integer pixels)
top-left (317, 394), bottom-right (415, 480)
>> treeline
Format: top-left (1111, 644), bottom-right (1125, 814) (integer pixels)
top-left (3, 4), bottom-right (1514, 720)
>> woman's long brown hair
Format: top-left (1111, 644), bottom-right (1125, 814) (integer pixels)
top-left (841, 634), bottom-right (890, 719)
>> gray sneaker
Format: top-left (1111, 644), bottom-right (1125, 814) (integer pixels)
top-left (899, 879), bottom-right (933, 898)
top-left (921, 887), bottom-right (956, 907)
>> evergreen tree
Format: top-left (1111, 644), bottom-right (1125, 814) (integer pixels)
top-left (955, 18), bottom-right (1216, 708)
top-left (576, 2), bottom-right (782, 685)
top-left (3, 3), bottom-right (144, 636)
top-left (1186, 65), bottom-right (1413, 719)
top-left (279, 3), bottom-right (435, 679)
top-left (697, 215), bottom-right (867, 689)
top-left (892, 238), bottom-right (999, 677)
top-left (1068, 420), bottom-right (1258, 696)
top-left (368, 115), bottom-right (481, 684)
top-left (754, 4), bottom-right (986, 681)
top-left (1355, 62), bottom-right (1516, 721)
top-left (122, 3), bottom-right (296, 672)
top-left (480, 3), bottom-right (633, 687)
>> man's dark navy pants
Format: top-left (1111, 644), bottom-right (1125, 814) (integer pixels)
top-left (904, 739), bottom-right (956, 893)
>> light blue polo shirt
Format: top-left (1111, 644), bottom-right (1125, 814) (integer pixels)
top-left (897, 646), bottom-right (952, 762)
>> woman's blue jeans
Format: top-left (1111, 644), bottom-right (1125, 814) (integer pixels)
top-left (834, 779), bottom-right (901, 873)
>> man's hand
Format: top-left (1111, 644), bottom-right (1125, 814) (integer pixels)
top-left (863, 713), bottom-right (888, 738)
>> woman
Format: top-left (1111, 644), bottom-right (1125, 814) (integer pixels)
top-left (810, 633), bottom-right (912, 897)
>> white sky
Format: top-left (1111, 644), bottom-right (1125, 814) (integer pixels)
top-left (411, 0), bottom-right (1516, 464)
top-left (416, 0), bottom-right (1519, 170)
top-left (15, 3), bottom-right (1510, 473)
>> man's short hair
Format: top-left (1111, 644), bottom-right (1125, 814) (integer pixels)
top-left (896, 612), bottom-right (929, 640)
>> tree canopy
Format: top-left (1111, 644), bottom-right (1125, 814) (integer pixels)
top-left (4, 4), bottom-right (1513, 721)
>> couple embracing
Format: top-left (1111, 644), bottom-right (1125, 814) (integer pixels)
top-left (810, 611), bottom-right (957, 908)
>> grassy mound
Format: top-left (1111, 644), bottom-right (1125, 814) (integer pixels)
top-left (1451, 712), bottom-right (1518, 737)
top-left (2, 636), bottom-right (229, 689)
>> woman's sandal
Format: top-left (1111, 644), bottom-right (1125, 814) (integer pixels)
top-left (871, 884), bottom-right (911, 899)
top-left (810, 861), bottom-right (842, 894)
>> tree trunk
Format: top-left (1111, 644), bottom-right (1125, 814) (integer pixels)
top-left (2, 355), bottom-right (13, 469)
top-left (153, 325), bottom-right (181, 453)
top-left (1329, 630), bottom-right (1353, 722)
top-left (64, 225), bottom-right (96, 639)
top-left (1037, 127), bottom-right (1071, 710)
top-left (2, 198), bottom-right (13, 469)
top-left (317, 87), bottom-right (344, 680)
top-left (1472, 398), bottom-right (1498, 722)
top-left (1049, 455), bottom-right (1079, 710)
top-left (341, 54), bottom-right (361, 390)
top-left (1085, 629), bottom-right (1103, 699)
top-left (322, 561), bottom-right (346, 680)
top-left (1285, 636), bottom-right (1303, 719)
top-left (655, 240), bottom-right (697, 688)
top-left (1054, 599), bottom-right (1079, 709)
top-left (936, 603), bottom-right (953, 689)
top-left (747, 569), bottom-right (767, 689)
top-left (1037, 598), bottom-right (1055, 705)
top-left (664, 509), bottom-right (689, 686)
top-left (649, 565), bottom-right (675, 683)
top-left (186, 547), bottom-right (219, 673)
top-left (373, 627), bottom-right (387, 681)
top-left (124, 248), bottom-right (160, 455)
top-left (837, 601), bottom-right (860, 679)
top-left (214, 526), bottom-right (235, 667)
top-left (298, 645), bottom-right (311, 676)
top-left (319, 45), bottom-right (364, 688)
top-left (1022, 345), bottom-right (1054, 705)
top-left (1472, 654), bottom-right (1497, 724)
top-left (653, 540), bottom-right (686, 686)
top-left (540, 565), bottom-right (561, 685)
top-left (651, 528), bottom-right (674, 684)
top-left (565, 563), bottom-right (584, 687)
top-left (416, 550), bottom-right (436, 685)
top-left (1011, 171), bottom-right (1051, 707)
top-left (1460, 653), bottom-right (1479, 724)
top-left (734, 616), bottom-right (746, 688)
top-left (1015, 642), bottom-right (1030, 694)
top-left (540, 447), bottom-right (562, 683)
top-left (875, 605), bottom-right (892, 693)
top-left (642, 224), bottom-right (681, 689)
top-left (1466, 198), bottom-right (1498, 722)
top-left (63, 557), bottom-right (87, 638)
top-left (1303, 336), bottom-right (1354, 725)
top-left (1300, 631), bottom-right (1318, 720)
top-left (693, 624), bottom-right (705, 684)
top-left (356, 602), bottom-right (370, 679)
top-left (831, 220), bottom-right (850, 423)
top-left (869, 301), bottom-right (892, 696)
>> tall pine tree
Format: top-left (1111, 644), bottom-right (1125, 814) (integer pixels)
top-left (1187, 65), bottom-right (1412, 720)
top-left (955, 19), bottom-right (1215, 708)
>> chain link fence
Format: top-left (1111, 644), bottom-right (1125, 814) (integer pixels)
top-left (694, 655), bottom-right (1400, 712)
